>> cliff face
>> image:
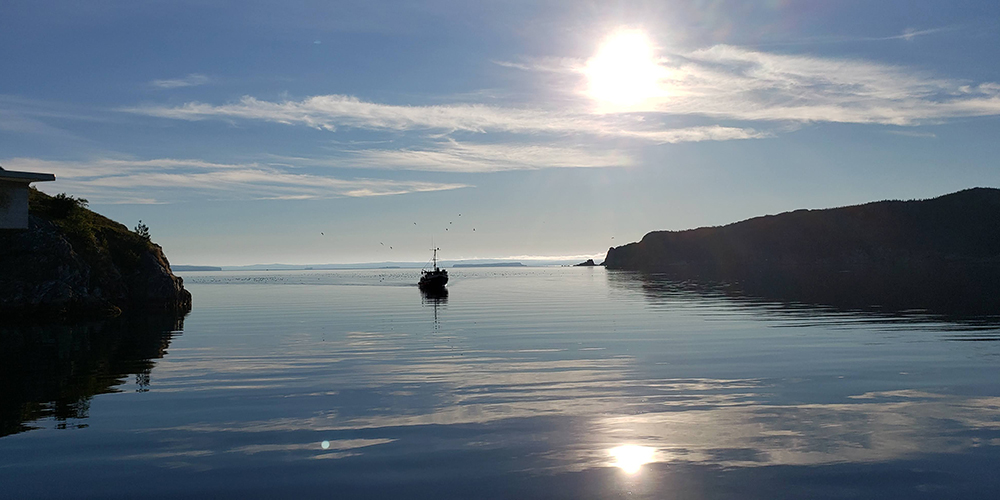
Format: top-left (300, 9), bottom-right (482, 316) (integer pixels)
top-left (0, 190), bottom-right (191, 320)
top-left (604, 188), bottom-right (1000, 276)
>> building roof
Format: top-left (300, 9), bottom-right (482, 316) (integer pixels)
top-left (0, 167), bottom-right (55, 183)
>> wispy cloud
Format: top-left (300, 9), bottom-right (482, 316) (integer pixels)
top-left (651, 45), bottom-right (1000, 125)
top-left (274, 140), bottom-right (633, 173)
top-left (123, 94), bottom-right (764, 144)
top-left (492, 57), bottom-right (581, 73)
top-left (0, 94), bottom-right (109, 139)
top-left (501, 43), bottom-right (1000, 127)
top-left (149, 74), bottom-right (212, 89)
top-left (126, 41), bottom-right (1000, 145)
top-left (344, 140), bottom-right (632, 172)
top-left (1, 157), bottom-right (469, 204)
top-left (891, 27), bottom-right (948, 42)
top-left (885, 130), bottom-right (937, 139)
top-left (756, 26), bottom-right (955, 47)
top-left (0, 109), bottom-right (75, 138)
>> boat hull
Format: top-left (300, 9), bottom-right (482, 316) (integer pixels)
top-left (419, 272), bottom-right (448, 289)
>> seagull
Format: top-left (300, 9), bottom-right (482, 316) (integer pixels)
top-left (380, 242), bottom-right (384, 246)
top-left (320, 232), bottom-right (324, 235)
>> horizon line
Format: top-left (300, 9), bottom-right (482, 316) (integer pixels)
top-left (174, 253), bottom-right (608, 269)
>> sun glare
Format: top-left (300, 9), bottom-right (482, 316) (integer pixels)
top-left (609, 445), bottom-right (656, 474)
top-left (585, 30), bottom-right (663, 109)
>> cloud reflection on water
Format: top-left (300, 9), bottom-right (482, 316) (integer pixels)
top-left (142, 321), bottom-right (1000, 474)
top-left (11, 268), bottom-right (997, 495)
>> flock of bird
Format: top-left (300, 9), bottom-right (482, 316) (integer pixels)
top-left (315, 212), bottom-right (615, 252)
top-left (315, 213), bottom-right (476, 252)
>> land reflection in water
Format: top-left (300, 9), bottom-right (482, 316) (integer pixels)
top-left (0, 313), bottom-right (186, 437)
top-left (606, 268), bottom-right (1000, 331)
top-left (2, 269), bottom-right (1000, 498)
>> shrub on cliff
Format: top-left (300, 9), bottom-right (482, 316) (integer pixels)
top-left (0, 189), bottom-right (191, 320)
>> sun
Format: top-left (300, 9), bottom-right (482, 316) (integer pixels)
top-left (585, 30), bottom-right (663, 109)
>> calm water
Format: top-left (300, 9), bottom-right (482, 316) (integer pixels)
top-left (3, 267), bottom-right (1000, 499)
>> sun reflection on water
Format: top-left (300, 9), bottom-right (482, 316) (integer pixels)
top-left (609, 445), bottom-right (656, 474)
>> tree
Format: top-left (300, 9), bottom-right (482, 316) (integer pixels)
top-left (134, 220), bottom-right (150, 241)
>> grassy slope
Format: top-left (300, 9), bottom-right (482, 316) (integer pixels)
top-left (28, 189), bottom-right (158, 280)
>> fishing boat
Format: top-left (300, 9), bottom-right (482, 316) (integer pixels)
top-left (419, 247), bottom-right (449, 290)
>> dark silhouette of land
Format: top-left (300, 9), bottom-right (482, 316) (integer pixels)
top-left (0, 189), bottom-right (191, 319)
top-left (604, 188), bottom-right (1000, 315)
top-left (0, 312), bottom-right (185, 437)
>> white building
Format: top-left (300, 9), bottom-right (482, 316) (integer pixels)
top-left (0, 166), bottom-right (56, 229)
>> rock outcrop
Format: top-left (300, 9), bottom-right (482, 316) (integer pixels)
top-left (574, 259), bottom-right (597, 266)
top-left (0, 190), bottom-right (191, 320)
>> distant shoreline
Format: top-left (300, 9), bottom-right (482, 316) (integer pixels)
top-left (174, 259), bottom-right (595, 271)
top-left (453, 262), bottom-right (525, 268)
top-left (172, 265), bottom-right (223, 272)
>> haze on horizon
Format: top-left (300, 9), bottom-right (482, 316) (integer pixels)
top-left (3, 1), bottom-right (999, 266)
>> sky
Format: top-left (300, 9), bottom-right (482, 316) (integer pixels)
top-left (2, 0), bottom-right (999, 266)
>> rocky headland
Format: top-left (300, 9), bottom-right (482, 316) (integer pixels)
top-left (604, 188), bottom-right (1000, 313)
top-left (0, 189), bottom-right (192, 320)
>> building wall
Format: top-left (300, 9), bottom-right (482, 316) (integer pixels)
top-left (0, 180), bottom-right (30, 229)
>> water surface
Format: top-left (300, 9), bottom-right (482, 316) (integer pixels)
top-left (2, 268), bottom-right (1000, 499)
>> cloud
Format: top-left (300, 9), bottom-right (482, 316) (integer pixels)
top-left (126, 41), bottom-right (1000, 143)
top-left (885, 130), bottom-right (937, 139)
top-left (651, 45), bottom-right (1000, 125)
top-left (0, 110), bottom-right (74, 138)
top-left (0, 94), bottom-right (110, 139)
top-left (894, 27), bottom-right (947, 42)
top-left (271, 139), bottom-right (634, 173)
top-left (492, 57), bottom-right (582, 73)
top-left (124, 94), bottom-right (764, 144)
top-left (1, 157), bottom-right (469, 204)
top-left (503, 44), bottom-right (1000, 126)
top-left (149, 74), bottom-right (212, 89)
top-left (759, 26), bottom-right (954, 47)
top-left (344, 140), bottom-right (632, 173)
